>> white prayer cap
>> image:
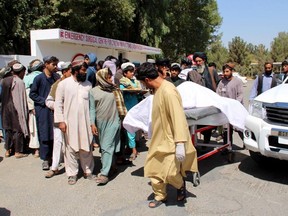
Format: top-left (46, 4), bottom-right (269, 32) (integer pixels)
top-left (121, 62), bottom-right (135, 71)
top-left (58, 61), bottom-right (71, 70)
top-left (12, 63), bottom-right (25, 73)
top-left (171, 63), bottom-right (181, 68)
top-left (147, 59), bottom-right (155, 64)
top-left (57, 61), bottom-right (65, 70)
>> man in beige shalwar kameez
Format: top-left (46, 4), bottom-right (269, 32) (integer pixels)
top-left (54, 60), bottom-right (94, 185)
top-left (136, 62), bottom-right (198, 208)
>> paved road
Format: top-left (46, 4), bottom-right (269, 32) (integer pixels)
top-left (1, 80), bottom-right (288, 216)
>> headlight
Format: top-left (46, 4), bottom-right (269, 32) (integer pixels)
top-left (249, 100), bottom-right (266, 119)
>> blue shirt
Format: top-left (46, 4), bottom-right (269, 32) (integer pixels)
top-left (120, 79), bottom-right (139, 111)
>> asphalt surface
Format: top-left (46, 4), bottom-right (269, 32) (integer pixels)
top-left (1, 80), bottom-right (288, 216)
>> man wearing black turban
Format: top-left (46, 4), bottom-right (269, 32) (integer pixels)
top-left (187, 52), bottom-right (220, 143)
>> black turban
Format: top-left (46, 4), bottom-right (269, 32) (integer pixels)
top-left (193, 52), bottom-right (207, 62)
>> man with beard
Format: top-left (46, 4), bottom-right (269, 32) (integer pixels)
top-left (54, 60), bottom-right (94, 185)
top-left (2, 63), bottom-right (29, 158)
top-left (187, 52), bottom-right (220, 143)
top-left (187, 52), bottom-right (220, 91)
top-left (249, 62), bottom-right (277, 100)
top-left (166, 63), bottom-right (186, 87)
top-left (216, 63), bottom-right (244, 145)
top-left (30, 56), bottom-right (60, 170)
top-left (45, 62), bottom-right (72, 178)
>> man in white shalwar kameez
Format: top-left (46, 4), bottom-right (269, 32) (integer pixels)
top-left (54, 60), bottom-right (94, 185)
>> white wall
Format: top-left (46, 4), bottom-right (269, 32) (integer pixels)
top-left (0, 55), bottom-right (36, 68)
top-left (1, 41), bottom-right (148, 69)
top-left (125, 52), bottom-right (146, 63)
top-left (35, 41), bottom-right (147, 63)
top-left (0, 55), bottom-right (14, 68)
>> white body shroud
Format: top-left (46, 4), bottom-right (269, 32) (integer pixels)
top-left (123, 81), bottom-right (248, 138)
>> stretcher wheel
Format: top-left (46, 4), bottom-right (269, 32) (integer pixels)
top-left (192, 171), bottom-right (200, 187)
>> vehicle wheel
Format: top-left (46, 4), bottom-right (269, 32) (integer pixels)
top-left (249, 150), bottom-right (269, 164)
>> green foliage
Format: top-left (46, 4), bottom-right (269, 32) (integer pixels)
top-left (227, 36), bottom-right (251, 75)
top-left (0, 0), bottom-right (222, 57)
top-left (250, 44), bottom-right (270, 75)
top-left (270, 32), bottom-right (288, 62)
top-left (206, 34), bottom-right (228, 70)
top-left (129, 0), bottom-right (170, 46)
top-left (2, 0), bottom-right (288, 76)
top-left (161, 0), bottom-right (222, 60)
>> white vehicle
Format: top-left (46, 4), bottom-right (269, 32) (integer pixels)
top-left (233, 72), bottom-right (248, 85)
top-left (244, 79), bottom-right (288, 163)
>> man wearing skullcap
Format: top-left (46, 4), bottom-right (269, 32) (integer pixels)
top-left (103, 60), bottom-right (117, 84)
top-left (216, 63), bottom-right (244, 145)
top-left (166, 63), bottom-right (186, 87)
top-left (23, 59), bottom-right (44, 157)
top-left (44, 62), bottom-right (72, 178)
top-left (1, 63), bottom-right (29, 158)
top-left (178, 57), bottom-right (193, 80)
top-left (29, 56), bottom-right (60, 170)
top-left (119, 62), bottom-right (142, 161)
top-left (7, 60), bottom-right (21, 68)
top-left (54, 60), bottom-right (95, 185)
top-left (114, 58), bottom-right (129, 87)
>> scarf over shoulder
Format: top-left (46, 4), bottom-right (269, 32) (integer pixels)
top-left (96, 68), bottom-right (127, 118)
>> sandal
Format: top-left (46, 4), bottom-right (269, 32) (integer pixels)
top-left (177, 181), bottom-right (187, 202)
top-left (15, 153), bottom-right (28, 159)
top-left (83, 173), bottom-right (97, 180)
top-left (68, 176), bottom-right (77, 185)
top-left (5, 150), bottom-right (10, 158)
top-left (148, 199), bottom-right (167, 208)
top-left (95, 174), bottom-right (109, 185)
top-left (45, 170), bottom-right (59, 178)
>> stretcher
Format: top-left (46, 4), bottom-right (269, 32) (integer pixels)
top-left (184, 106), bottom-right (232, 162)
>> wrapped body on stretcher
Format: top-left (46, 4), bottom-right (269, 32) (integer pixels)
top-left (123, 81), bottom-right (248, 138)
top-left (123, 82), bottom-right (248, 162)
top-left (184, 106), bottom-right (232, 161)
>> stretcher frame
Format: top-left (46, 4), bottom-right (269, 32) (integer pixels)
top-left (185, 111), bottom-right (232, 161)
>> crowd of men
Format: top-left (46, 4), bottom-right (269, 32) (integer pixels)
top-left (0, 51), bottom-right (288, 208)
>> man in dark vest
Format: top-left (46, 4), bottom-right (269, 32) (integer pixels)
top-left (249, 62), bottom-right (277, 101)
